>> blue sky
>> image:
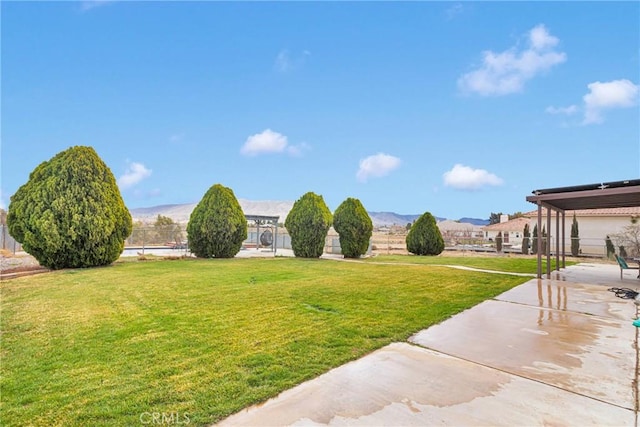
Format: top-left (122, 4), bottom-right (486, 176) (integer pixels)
top-left (2, 1), bottom-right (639, 220)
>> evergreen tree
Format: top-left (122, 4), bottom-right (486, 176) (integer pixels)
top-left (522, 223), bottom-right (530, 255)
top-left (333, 197), bottom-right (373, 258)
top-left (285, 192), bottom-right (332, 258)
top-left (496, 231), bottom-right (503, 253)
top-left (570, 213), bottom-right (580, 257)
top-left (489, 212), bottom-right (503, 225)
top-left (406, 212), bottom-right (445, 256)
top-left (7, 146), bottom-right (132, 269)
top-left (605, 235), bottom-right (615, 259)
top-left (187, 184), bottom-right (247, 258)
top-left (532, 224), bottom-right (538, 255)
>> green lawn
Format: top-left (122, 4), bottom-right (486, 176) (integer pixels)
top-left (363, 254), bottom-right (576, 274)
top-left (1, 257), bottom-right (528, 426)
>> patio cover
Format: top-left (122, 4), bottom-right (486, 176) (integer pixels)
top-left (526, 179), bottom-right (640, 278)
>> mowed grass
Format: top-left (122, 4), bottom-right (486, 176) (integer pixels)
top-left (364, 254), bottom-right (575, 274)
top-left (1, 257), bottom-right (527, 426)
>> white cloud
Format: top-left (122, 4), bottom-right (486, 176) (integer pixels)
top-left (545, 105), bottom-right (578, 115)
top-left (458, 24), bottom-right (566, 96)
top-left (287, 142), bottom-right (311, 157)
top-left (583, 79), bottom-right (639, 124)
top-left (241, 129), bottom-right (288, 156)
top-left (80, 0), bottom-right (114, 12)
top-left (169, 133), bottom-right (185, 143)
top-left (443, 164), bottom-right (503, 190)
top-left (356, 153), bottom-right (401, 183)
top-left (529, 24), bottom-right (559, 50)
top-left (274, 49), bottom-right (311, 73)
top-left (275, 50), bottom-right (292, 73)
top-left (445, 3), bottom-right (464, 20)
top-left (118, 162), bottom-right (152, 189)
top-left (241, 129), bottom-right (309, 157)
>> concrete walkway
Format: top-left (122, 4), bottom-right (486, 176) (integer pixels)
top-left (218, 263), bottom-right (640, 426)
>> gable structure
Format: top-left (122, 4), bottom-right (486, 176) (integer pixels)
top-left (526, 180), bottom-right (640, 278)
top-left (481, 217), bottom-right (530, 247)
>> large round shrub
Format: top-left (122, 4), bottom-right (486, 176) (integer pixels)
top-left (333, 197), bottom-right (373, 258)
top-left (406, 212), bottom-right (444, 256)
top-left (285, 192), bottom-right (332, 258)
top-left (7, 146), bottom-right (132, 269)
top-left (187, 184), bottom-right (247, 258)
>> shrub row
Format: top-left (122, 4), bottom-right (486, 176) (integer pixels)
top-left (8, 146), bottom-right (444, 268)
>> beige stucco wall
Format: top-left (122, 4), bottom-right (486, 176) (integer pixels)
top-left (527, 215), bottom-right (634, 256)
top-left (484, 229), bottom-right (524, 246)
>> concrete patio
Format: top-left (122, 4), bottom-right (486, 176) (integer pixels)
top-left (218, 263), bottom-right (640, 426)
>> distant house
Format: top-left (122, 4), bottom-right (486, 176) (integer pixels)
top-left (523, 207), bottom-right (640, 256)
top-left (481, 217), bottom-right (530, 247)
top-left (437, 220), bottom-right (484, 244)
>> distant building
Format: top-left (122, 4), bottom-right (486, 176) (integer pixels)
top-left (438, 220), bottom-right (484, 244)
top-left (523, 207), bottom-right (640, 256)
top-left (482, 217), bottom-right (530, 248)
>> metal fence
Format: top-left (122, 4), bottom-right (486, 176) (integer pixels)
top-left (127, 224), bottom-right (186, 248)
top-left (125, 226), bottom-right (354, 255)
top-left (1, 225), bottom-right (23, 254)
top-left (0, 220), bottom-right (627, 260)
top-left (370, 229), bottom-right (625, 258)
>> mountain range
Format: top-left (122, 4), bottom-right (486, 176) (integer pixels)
top-left (129, 201), bottom-right (489, 228)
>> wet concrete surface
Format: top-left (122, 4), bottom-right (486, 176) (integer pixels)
top-left (549, 262), bottom-right (640, 287)
top-left (219, 342), bottom-right (632, 426)
top-left (218, 263), bottom-right (639, 426)
top-left (496, 278), bottom-right (638, 321)
top-left (411, 299), bottom-right (636, 410)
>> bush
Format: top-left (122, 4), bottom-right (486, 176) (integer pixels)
top-left (571, 214), bottom-right (580, 257)
top-left (620, 245), bottom-right (628, 258)
top-left (333, 197), bottom-right (373, 258)
top-left (522, 224), bottom-right (530, 255)
top-left (187, 184), bottom-right (247, 258)
top-left (406, 212), bottom-right (444, 256)
top-left (7, 146), bottom-right (132, 269)
top-left (285, 192), bottom-right (332, 258)
top-left (605, 236), bottom-right (615, 259)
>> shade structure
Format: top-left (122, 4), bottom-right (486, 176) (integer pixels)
top-left (526, 180), bottom-right (640, 278)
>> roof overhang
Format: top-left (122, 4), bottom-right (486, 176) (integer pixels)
top-left (526, 179), bottom-right (640, 211)
top-left (245, 214), bottom-right (279, 223)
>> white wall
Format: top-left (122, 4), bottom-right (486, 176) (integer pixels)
top-left (528, 215), bottom-right (634, 256)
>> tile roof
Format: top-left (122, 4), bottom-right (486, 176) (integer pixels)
top-left (437, 220), bottom-right (481, 231)
top-left (482, 217), bottom-right (531, 231)
top-left (523, 207), bottom-right (640, 217)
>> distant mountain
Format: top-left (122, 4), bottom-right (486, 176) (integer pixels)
top-left (367, 212), bottom-right (444, 227)
top-left (129, 201), bottom-right (482, 228)
top-left (458, 217), bottom-right (490, 226)
top-left (129, 200), bottom-right (293, 224)
top-left (130, 203), bottom-right (197, 223)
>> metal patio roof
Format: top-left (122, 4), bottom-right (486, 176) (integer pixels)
top-left (526, 179), bottom-right (640, 211)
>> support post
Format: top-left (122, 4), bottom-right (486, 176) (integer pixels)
top-left (537, 203), bottom-right (542, 279)
top-left (546, 206), bottom-right (551, 278)
top-left (549, 211), bottom-right (564, 271)
top-left (561, 211), bottom-right (566, 268)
